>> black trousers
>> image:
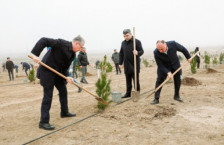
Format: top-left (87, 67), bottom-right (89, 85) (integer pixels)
top-left (115, 63), bottom-right (121, 74)
top-left (154, 70), bottom-right (181, 100)
top-left (41, 76), bottom-right (68, 123)
top-left (25, 68), bottom-right (30, 76)
top-left (8, 69), bottom-right (14, 80)
top-left (196, 57), bottom-right (200, 69)
top-left (125, 73), bottom-right (140, 96)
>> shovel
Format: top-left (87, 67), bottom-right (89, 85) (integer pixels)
top-left (147, 51), bottom-right (199, 98)
top-left (131, 27), bottom-right (140, 102)
top-left (28, 55), bottom-right (108, 105)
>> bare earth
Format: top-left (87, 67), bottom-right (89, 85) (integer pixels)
top-left (0, 62), bottom-right (224, 145)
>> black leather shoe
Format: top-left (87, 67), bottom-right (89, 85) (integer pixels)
top-left (174, 96), bottom-right (183, 102)
top-left (39, 122), bottom-right (55, 130)
top-left (121, 94), bottom-right (131, 99)
top-left (83, 80), bottom-right (88, 84)
top-left (61, 112), bottom-right (76, 118)
top-left (78, 88), bottom-right (82, 93)
top-left (151, 99), bottom-right (159, 105)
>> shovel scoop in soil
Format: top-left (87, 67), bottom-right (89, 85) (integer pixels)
top-left (131, 91), bottom-right (140, 102)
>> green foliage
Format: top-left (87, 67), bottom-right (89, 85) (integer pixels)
top-left (213, 57), bottom-right (218, 65)
top-left (96, 55), bottom-right (112, 111)
top-left (204, 51), bottom-right (210, 68)
top-left (190, 57), bottom-right (197, 74)
top-left (219, 53), bottom-right (224, 64)
top-left (106, 62), bottom-right (113, 72)
top-left (99, 55), bottom-right (113, 73)
top-left (142, 58), bottom-right (149, 67)
top-left (28, 69), bottom-right (35, 82)
top-left (76, 64), bottom-right (81, 72)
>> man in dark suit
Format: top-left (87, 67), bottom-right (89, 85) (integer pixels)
top-left (151, 40), bottom-right (191, 105)
top-left (31, 35), bottom-right (85, 130)
top-left (119, 29), bottom-right (144, 98)
top-left (6, 57), bottom-right (14, 81)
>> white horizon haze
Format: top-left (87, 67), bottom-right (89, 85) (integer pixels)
top-left (0, 0), bottom-right (224, 59)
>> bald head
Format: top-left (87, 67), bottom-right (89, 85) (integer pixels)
top-left (156, 40), bottom-right (167, 53)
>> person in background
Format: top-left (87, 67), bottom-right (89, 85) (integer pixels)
top-left (14, 64), bottom-right (19, 73)
top-left (112, 49), bottom-right (121, 75)
top-left (68, 67), bottom-right (82, 93)
top-left (194, 47), bottom-right (200, 69)
top-left (72, 57), bottom-right (78, 79)
top-left (2, 62), bottom-right (6, 72)
top-left (95, 60), bottom-right (100, 79)
top-left (21, 62), bottom-right (31, 76)
top-left (77, 47), bottom-right (89, 84)
top-left (6, 57), bottom-right (14, 81)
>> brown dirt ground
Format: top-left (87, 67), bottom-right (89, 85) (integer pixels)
top-left (207, 68), bottom-right (218, 73)
top-left (182, 77), bottom-right (202, 86)
top-left (0, 62), bottom-right (224, 145)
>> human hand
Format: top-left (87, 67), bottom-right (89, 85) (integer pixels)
top-left (167, 72), bottom-right (173, 79)
top-left (133, 50), bottom-right (138, 55)
top-left (32, 55), bottom-right (40, 63)
top-left (80, 66), bottom-right (83, 68)
top-left (187, 59), bottom-right (191, 63)
top-left (66, 77), bottom-right (73, 84)
top-left (119, 65), bottom-right (123, 68)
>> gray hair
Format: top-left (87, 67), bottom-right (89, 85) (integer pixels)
top-left (123, 29), bottom-right (131, 34)
top-left (156, 40), bottom-right (165, 44)
top-left (73, 35), bottom-right (85, 45)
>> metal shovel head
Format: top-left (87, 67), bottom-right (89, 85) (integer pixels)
top-left (131, 91), bottom-right (140, 102)
top-left (96, 97), bottom-right (108, 105)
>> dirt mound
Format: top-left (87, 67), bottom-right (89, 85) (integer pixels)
top-left (144, 106), bottom-right (176, 119)
top-left (86, 72), bottom-right (93, 76)
top-left (182, 77), bottom-right (202, 86)
top-left (16, 75), bottom-right (27, 78)
top-left (206, 68), bottom-right (218, 73)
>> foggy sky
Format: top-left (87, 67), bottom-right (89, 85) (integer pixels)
top-left (0, 0), bottom-right (224, 58)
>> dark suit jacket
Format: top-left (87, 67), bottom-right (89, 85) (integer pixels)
top-left (154, 41), bottom-right (191, 75)
top-left (119, 37), bottom-right (144, 74)
top-left (6, 60), bottom-right (14, 70)
top-left (22, 62), bottom-right (30, 70)
top-left (77, 52), bottom-right (89, 66)
top-left (31, 37), bottom-right (75, 87)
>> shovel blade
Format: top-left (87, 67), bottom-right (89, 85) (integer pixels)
top-left (95, 97), bottom-right (108, 105)
top-left (131, 91), bottom-right (140, 102)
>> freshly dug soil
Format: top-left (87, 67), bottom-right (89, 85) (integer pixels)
top-left (86, 72), bottom-right (93, 76)
top-left (182, 77), bottom-right (202, 86)
top-left (206, 68), bottom-right (218, 73)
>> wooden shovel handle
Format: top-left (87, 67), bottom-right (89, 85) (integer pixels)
top-left (28, 54), bottom-right (108, 105)
top-left (133, 27), bottom-right (137, 92)
top-left (147, 51), bottom-right (199, 97)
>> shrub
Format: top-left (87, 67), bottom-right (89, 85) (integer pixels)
top-left (96, 55), bottom-right (112, 111)
top-left (28, 69), bottom-right (35, 82)
top-left (219, 53), bottom-right (224, 64)
top-left (213, 57), bottom-right (218, 65)
top-left (142, 58), bottom-right (149, 67)
top-left (99, 55), bottom-right (113, 73)
top-left (204, 51), bottom-right (210, 68)
top-left (190, 57), bottom-right (197, 74)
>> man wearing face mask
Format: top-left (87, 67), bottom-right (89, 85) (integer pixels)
top-left (30, 35), bottom-right (85, 130)
top-left (151, 40), bottom-right (191, 105)
top-left (119, 29), bottom-right (144, 98)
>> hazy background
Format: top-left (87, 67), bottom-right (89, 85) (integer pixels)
top-left (1, 0), bottom-right (224, 60)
